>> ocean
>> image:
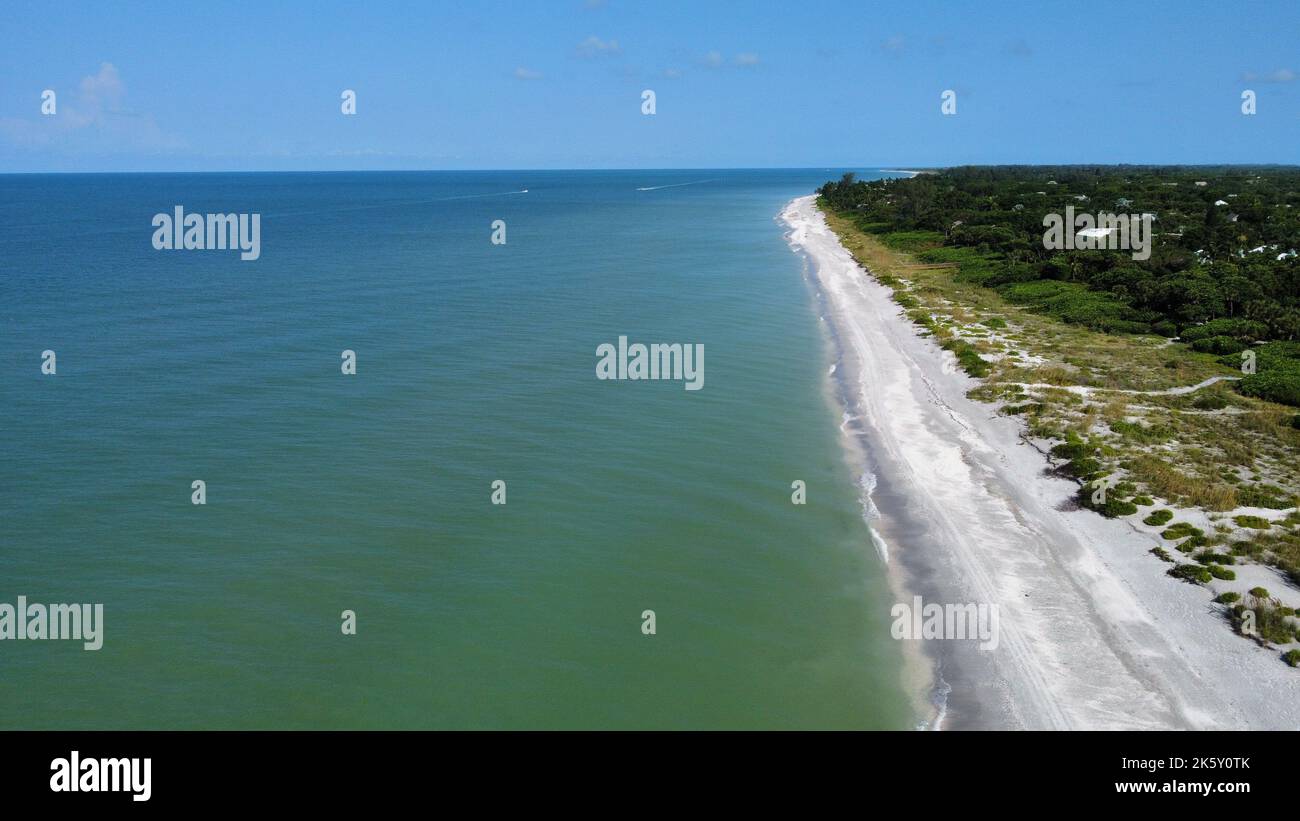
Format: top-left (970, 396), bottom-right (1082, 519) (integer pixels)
top-left (0, 169), bottom-right (913, 729)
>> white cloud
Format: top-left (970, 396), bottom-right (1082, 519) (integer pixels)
top-left (882, 35), bottom-right (905, 55)
top-left (513, 67), bottom-right (543, 80)
top-left (577, 35), bottom-right (621, 57)
top-left (734, 53), bottom-right (760, 67)
top-left (73, 62), bottom-right (126, 123)
top-left (702, 50), bottom-right (724, 68)
top-left (1242, 68), bottom-right (1296, 83)
top-left (0, 62), bottom-right (184, 153)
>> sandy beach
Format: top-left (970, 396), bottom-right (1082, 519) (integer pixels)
top-left (782, 194), bottom-right (1300, 730)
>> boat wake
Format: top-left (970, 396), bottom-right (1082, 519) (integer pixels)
top-left (434, 188), bottom-right (529, 200)
top-left (635, 179), bottom-right (717, 191)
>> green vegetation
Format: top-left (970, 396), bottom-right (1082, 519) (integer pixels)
top-left (1195, 550), bottom-right (1236, 565)
top-left (1181, 319), bottom-right (1270, 343)
top-left (1053, 434), bottom-right (1108, 481)
top-left (1234, 515), bottom-right (1272, 529)
top-left (1231, 590), bottom-right (1298, 645)
top-left (1143, 509), bottom-right (1174, 527)
top-left (940, 338), bottom-right (992, 377)
top-left (1192, 392), bottom-right (1229, 410)
top-left (819, 167), bottom-right (1300, 407)
top-left (1235, 486), bottom-right (1294, 509)
top-left (1229, 343), bottom-right (1300, 407)
top-left (1207, 565), bottom-right (1236, 581)
top-left (1109, 420), bottom-right (1173, 444)
top-left (1162, 522), bottom-right (1204, 540)
top-left (1081, 493), bottom-right (1137, 517)
top-left (1239, 366), bottom-right (1300, 407)
top-left (1169, 564), bottom-right (1212, 584)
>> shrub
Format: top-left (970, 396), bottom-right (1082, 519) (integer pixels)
top-left (1144, 509), bottom-right (1174, 527)
top-left (1194, 550), bottom-right (1236, 565)
top-left (1065, 457), bottom-right (1103, 478)
top-left (1112, 481), bottom-right (1137, 497)
top-left (1191, 336), bottom-right (1246, 355)
top-left (1104, 498), bottom-right (1138, 516)
top-left (1285, 649), bottom-right (1300, 668)
top-left (1235, 487), bottom-right (1292, 509)
top-left (1002, 402), bottom-right (1045, 416)
top-left (908, 309), bottom-right (936, 329)
top-left (1179, 318), bottom-right (1268, 343)
top-left (1132, 495), bottom-right (1154, 506)
top-left (1234, 515), bottom-right (1271, 530)
top-left (939, 339), bottom-right (992, 378)
top-left (1050, 440), bottom-right (1090, 461)
top-left (1215, 591), bottom-right (1241, 604)
top-left (1231, 540), bottom-right (1261, 558)
top-left (1150, 547), bottom-right (1174, 562)
top-left (1078, 486), bottom-right (1137, 517)
top-left (1162, 522), bottom-right (1204, 540)
top-left (996, 279), bottom-right (1149, 334)
top-left (1241, 341), bottom-right (1300, 369)
top-left (1249, 587), bottom-right (1270, 599)
top-left (1234, 594), bottom-right (1296, 644)
top-left (1053, 435), bottom-right (1107, 479)
top-left (1192, 393), bottom-right (1229, 411)
top-left (880, 230), bottom-right (945, 252)
top-left (1207, 565), bottom-right (1236, 581)
top-left (1169, 564), bottom-right (1212, 584)
top-left (1109, 420), bottom-right (1174, 443)
top-left (1237, 363), bottom-right (1300, 408)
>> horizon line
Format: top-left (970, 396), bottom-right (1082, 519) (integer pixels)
top-left (3, 162), bottom-right (1300, 176)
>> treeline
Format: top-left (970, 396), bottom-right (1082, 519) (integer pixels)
top-left (819, 166), bottom-right (1300, 405)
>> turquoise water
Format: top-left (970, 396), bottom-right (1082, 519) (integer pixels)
top-left (0, 169), bottom-right (912, 729)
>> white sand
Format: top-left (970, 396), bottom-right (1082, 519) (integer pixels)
top-left (782, 195), bottom-right (1300, 730)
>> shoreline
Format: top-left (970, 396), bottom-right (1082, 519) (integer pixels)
top-left (781, 194), bottom-right (1300, 729)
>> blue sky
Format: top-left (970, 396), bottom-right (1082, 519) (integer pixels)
top-left (1, 0), bottom-right (1297, 171)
